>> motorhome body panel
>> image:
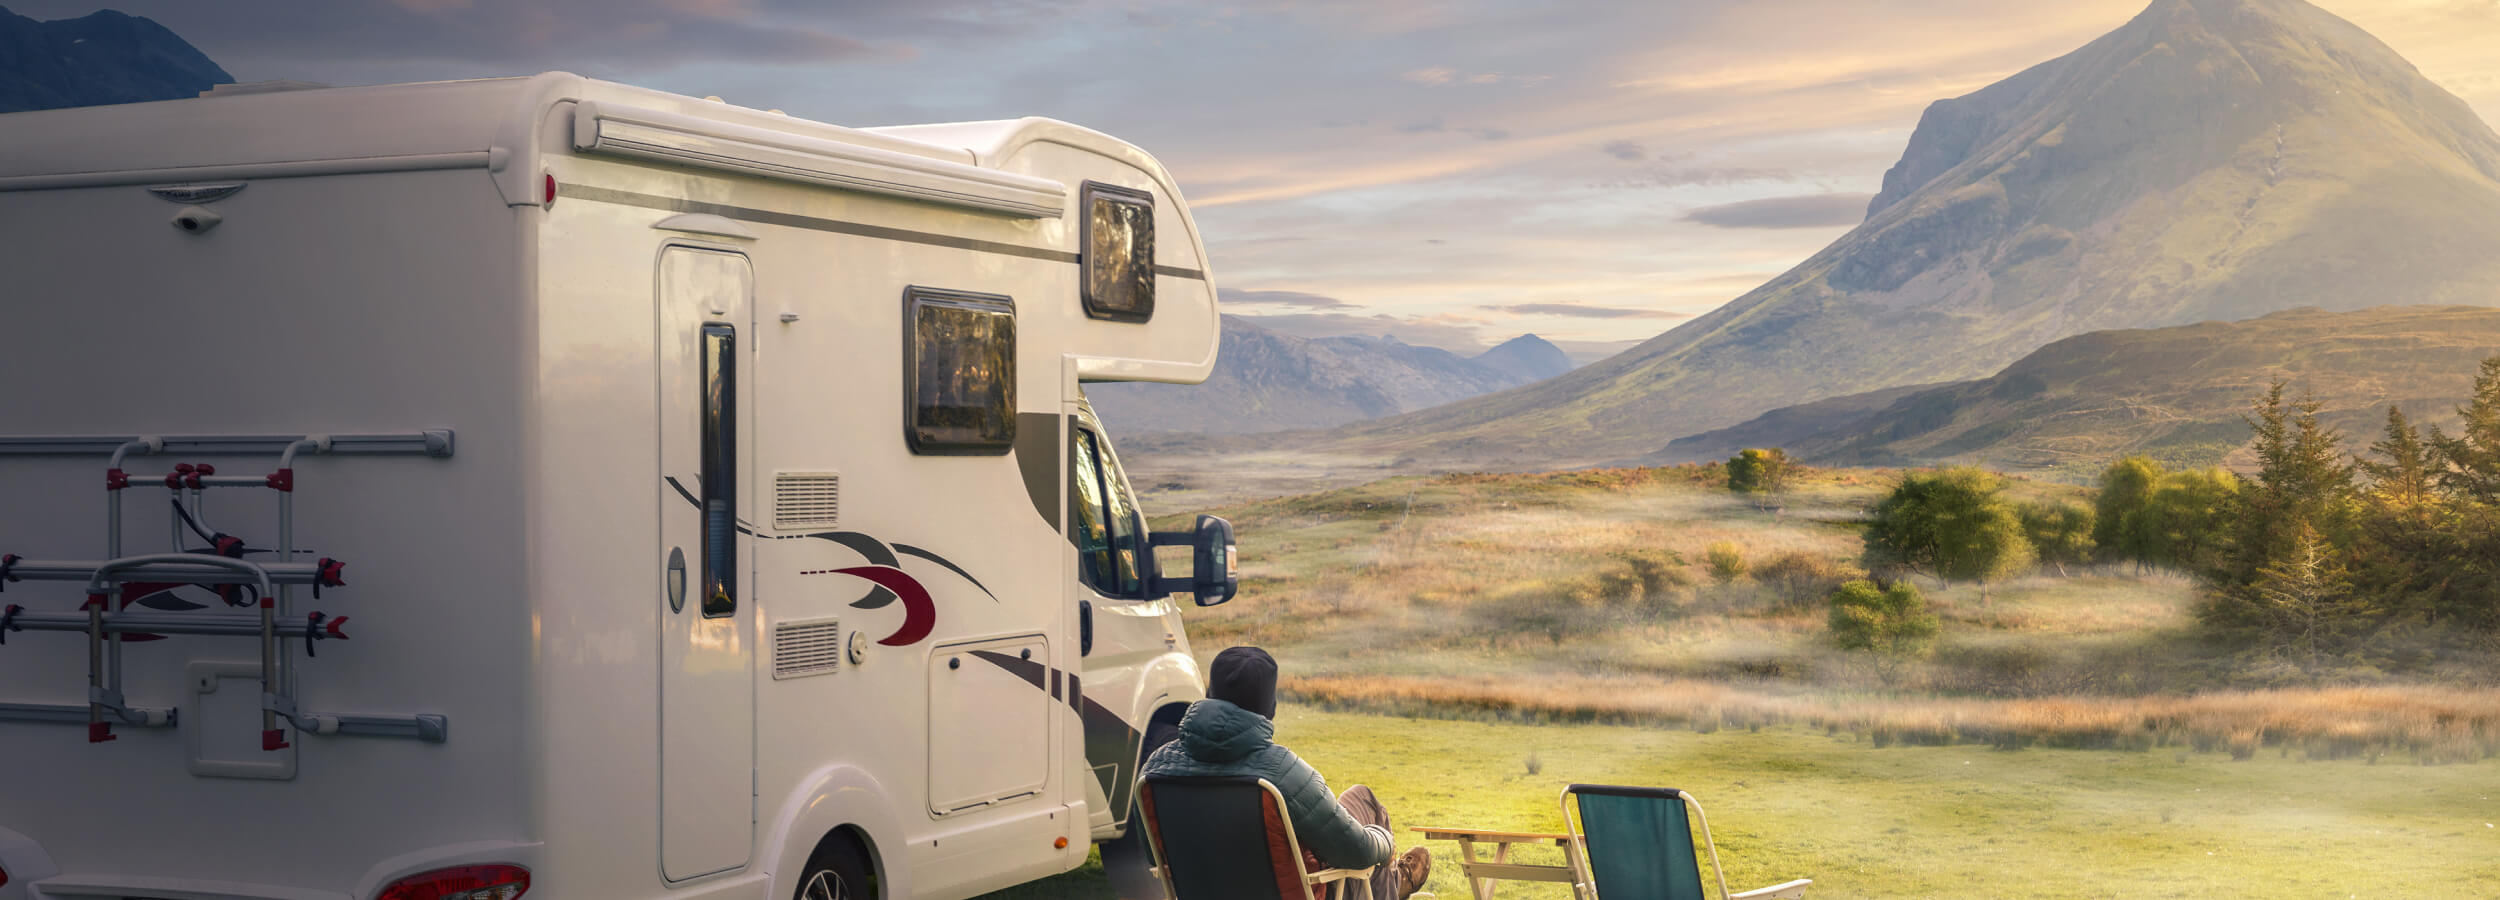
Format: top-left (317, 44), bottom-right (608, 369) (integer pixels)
top-left (0, 73), bottom-right (1221, 900)
top-left (0, 168), bottom-right (535, 890)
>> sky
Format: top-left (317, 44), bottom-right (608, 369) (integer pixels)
top-left (22, 0), bottom-right (2500, 362)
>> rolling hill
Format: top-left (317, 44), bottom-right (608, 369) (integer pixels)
top-left (1084, 316), bottom-right (1573, 435)
top-left (1321, 0), bottom-right (2500, 466)
top-left (1660, 305), bottom-right (2500, 477)
top-left (0, 6), bottom-right (229, 112)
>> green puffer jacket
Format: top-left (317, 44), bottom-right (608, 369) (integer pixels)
top-left (1140, 698), bottom-right (1394, 870)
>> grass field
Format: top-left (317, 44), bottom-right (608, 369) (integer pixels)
top-left (987, 706), bottom-right (2500, 899)
top-left (1002, 463), bottom-right (2500, 898)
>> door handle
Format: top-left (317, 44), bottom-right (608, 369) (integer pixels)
top-left (666, 547), bottom-right (688, 613)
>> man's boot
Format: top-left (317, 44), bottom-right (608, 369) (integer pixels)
top-left (1396, 846), bottom-right (1433, 898)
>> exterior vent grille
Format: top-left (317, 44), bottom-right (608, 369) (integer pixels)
top-left (774, 471), bottom-right (840, 531)
top-left (773, 617), bottom-right (842, 680)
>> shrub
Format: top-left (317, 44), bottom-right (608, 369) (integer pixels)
top-left (1705, 542), bottom-right (1748, 585)
top-left (1753, 552), bottom-right (1865, 610)
top-left (1726, 448), bottom-right (1792, 508)
top-left (1828, 579), bottom-right (1941, 658)
top-left (1864, 467), bottom-right (2036, 601)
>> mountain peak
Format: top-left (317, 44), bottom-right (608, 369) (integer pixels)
top-left (1473, 333), bottom-right (1572, 383)
top-left (0, 7), bottom-right (232, 113)
top-left (1326, 0), bottom-right (2500, 465)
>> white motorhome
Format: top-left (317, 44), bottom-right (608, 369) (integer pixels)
top-left (0, 73), bottom-right (1238, 900)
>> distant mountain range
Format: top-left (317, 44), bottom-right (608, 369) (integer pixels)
top-left (1317, 0), bottom-right (2500, 466)
top-left (0, 6), bottom-right (229, 113)
top-left (1661, 306), bottom-right (2500, 477)
top-left (1085, 315), bottom-right (1572, 435)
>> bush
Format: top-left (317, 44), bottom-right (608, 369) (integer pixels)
top-left (1865, 467), bottom-right (2036, 600)
top-left (1828, 579), bottom-right (1941, 657)
top-left (1753, 552), bottom-right (1865, 611)
top-left (1726, 448), bottom-right (1792, 508)
top-left (1705, 541), bottom-right (1749, 584)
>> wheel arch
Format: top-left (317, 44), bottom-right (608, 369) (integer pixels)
top-left (763, 763), bottom-right (903, 900)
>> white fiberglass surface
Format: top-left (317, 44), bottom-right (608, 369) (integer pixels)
top-left (657, 245), bottom-right (758, 881)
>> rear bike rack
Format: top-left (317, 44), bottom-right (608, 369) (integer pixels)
top-left (0, 431), bottom-right (452, 746)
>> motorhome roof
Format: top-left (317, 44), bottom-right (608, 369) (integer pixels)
top-left (0, 72), bottom-right (1156, 193)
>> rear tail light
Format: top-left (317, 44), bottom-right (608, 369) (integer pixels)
top-left (376, 864), bottom-right (530, 900)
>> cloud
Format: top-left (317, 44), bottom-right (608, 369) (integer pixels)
top-left (1601, 139), bottom-right (1648, 161)
top-left (1401, 66), bottom-right (1457, 86)
top-left (1400, 66), bottom-right (1545, 87)
top-left (1603, 163), bottom-right (1798, 190)
top-left (1463, 127), bottom-right (1511, 141)
top-left (1397, 118), bottom-right (1447, 134)
top-left (1682, 192), bottom-right (1875, 229)
top-left (1479, 303), bottom-right (1692, 319)
top-left (1220, 288), bottom-right (1355, 310)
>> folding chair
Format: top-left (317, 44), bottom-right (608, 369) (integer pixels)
top-left (1139, 773), bottom-right (1382, 900)
top-left (1560, 784), bottom-right (1810, 900)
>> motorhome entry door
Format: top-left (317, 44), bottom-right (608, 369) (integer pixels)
top-left (657, 246), bottom-right (758, 881)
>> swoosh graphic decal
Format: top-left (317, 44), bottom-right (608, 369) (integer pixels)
top-left (816, 566), bottom-right (936, 646)
top-left (664, 475), bottom-right (756, 534)
top-left (667, 475), bottom-right (896, 606)
top-left (969, 651), bottom-right (1145, 813)
top-left (894, 543), bottom-right (999, 603)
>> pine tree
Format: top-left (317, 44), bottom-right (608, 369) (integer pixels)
top-left (2427, 356), bottom-right (2500, 504)
top-left (2358, 405), bottom-right (2436, 510)
top-left (2348, 405), bottom-right (2447, 627)
top-left (2207, 382), bottom-right (2354, 629)
top-left (2249, 524), bottom-right (2365, 671)
top-left (2419, 356), bottom-right (2500, 632)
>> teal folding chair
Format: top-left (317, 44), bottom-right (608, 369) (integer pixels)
top-left (1560, 784), bottom-right (1809, 900)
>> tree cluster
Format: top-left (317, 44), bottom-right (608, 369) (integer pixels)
top-left (1860, 466), bottom-right (2038, 602)
top-left (2100, 359), bottom-right (2500, 664)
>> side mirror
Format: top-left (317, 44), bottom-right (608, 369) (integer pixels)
top-left (1150, 515), bottom-right (1238, 607)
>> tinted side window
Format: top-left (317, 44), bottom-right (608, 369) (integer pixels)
top-left (1081, 181), bottom-right (1155, 322)
top-left (700, 323), bottom-right (737, 617)
top-left (905, 287), bottom-right (1016, 455)
top-left (1098, 435), bottom-right (1147, 595)
top-left (1072, 428), bottom-right (1147, 597)
top-left (1071, 430), bottom-right (1116, 591)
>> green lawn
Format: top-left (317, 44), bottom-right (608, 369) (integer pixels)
top-left (986, 706), bottom-right (2500, 899)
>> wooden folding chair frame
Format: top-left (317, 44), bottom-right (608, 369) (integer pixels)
top-left (1417, 786), bottom-right (1808, 900)
top-left (1141, 776), bottom-right (1381, 900)
top-left (1559, 785), bottom-right (1810, 900)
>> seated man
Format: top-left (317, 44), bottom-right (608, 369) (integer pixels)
top-left (1143, 646), bottom-right (1432, 899)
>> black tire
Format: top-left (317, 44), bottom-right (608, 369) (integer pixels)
top-left (1101, 718), bottom-right (1180, 900)
top-left (794, 834), bottom-right (877, 900)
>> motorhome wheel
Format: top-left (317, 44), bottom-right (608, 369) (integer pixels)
top-left (797, 836), bottom-right (877, 900)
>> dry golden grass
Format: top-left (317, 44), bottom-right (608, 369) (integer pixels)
top-left (1172, 464), bottom-right (2500, 763)
top-left (1284, 674), bottom-right (2500, 762)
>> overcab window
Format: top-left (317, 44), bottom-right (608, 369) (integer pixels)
top-left (1081, 181), bottom-right (1155, 322)
top-left (904, 287), bottom-right (1017, 455)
